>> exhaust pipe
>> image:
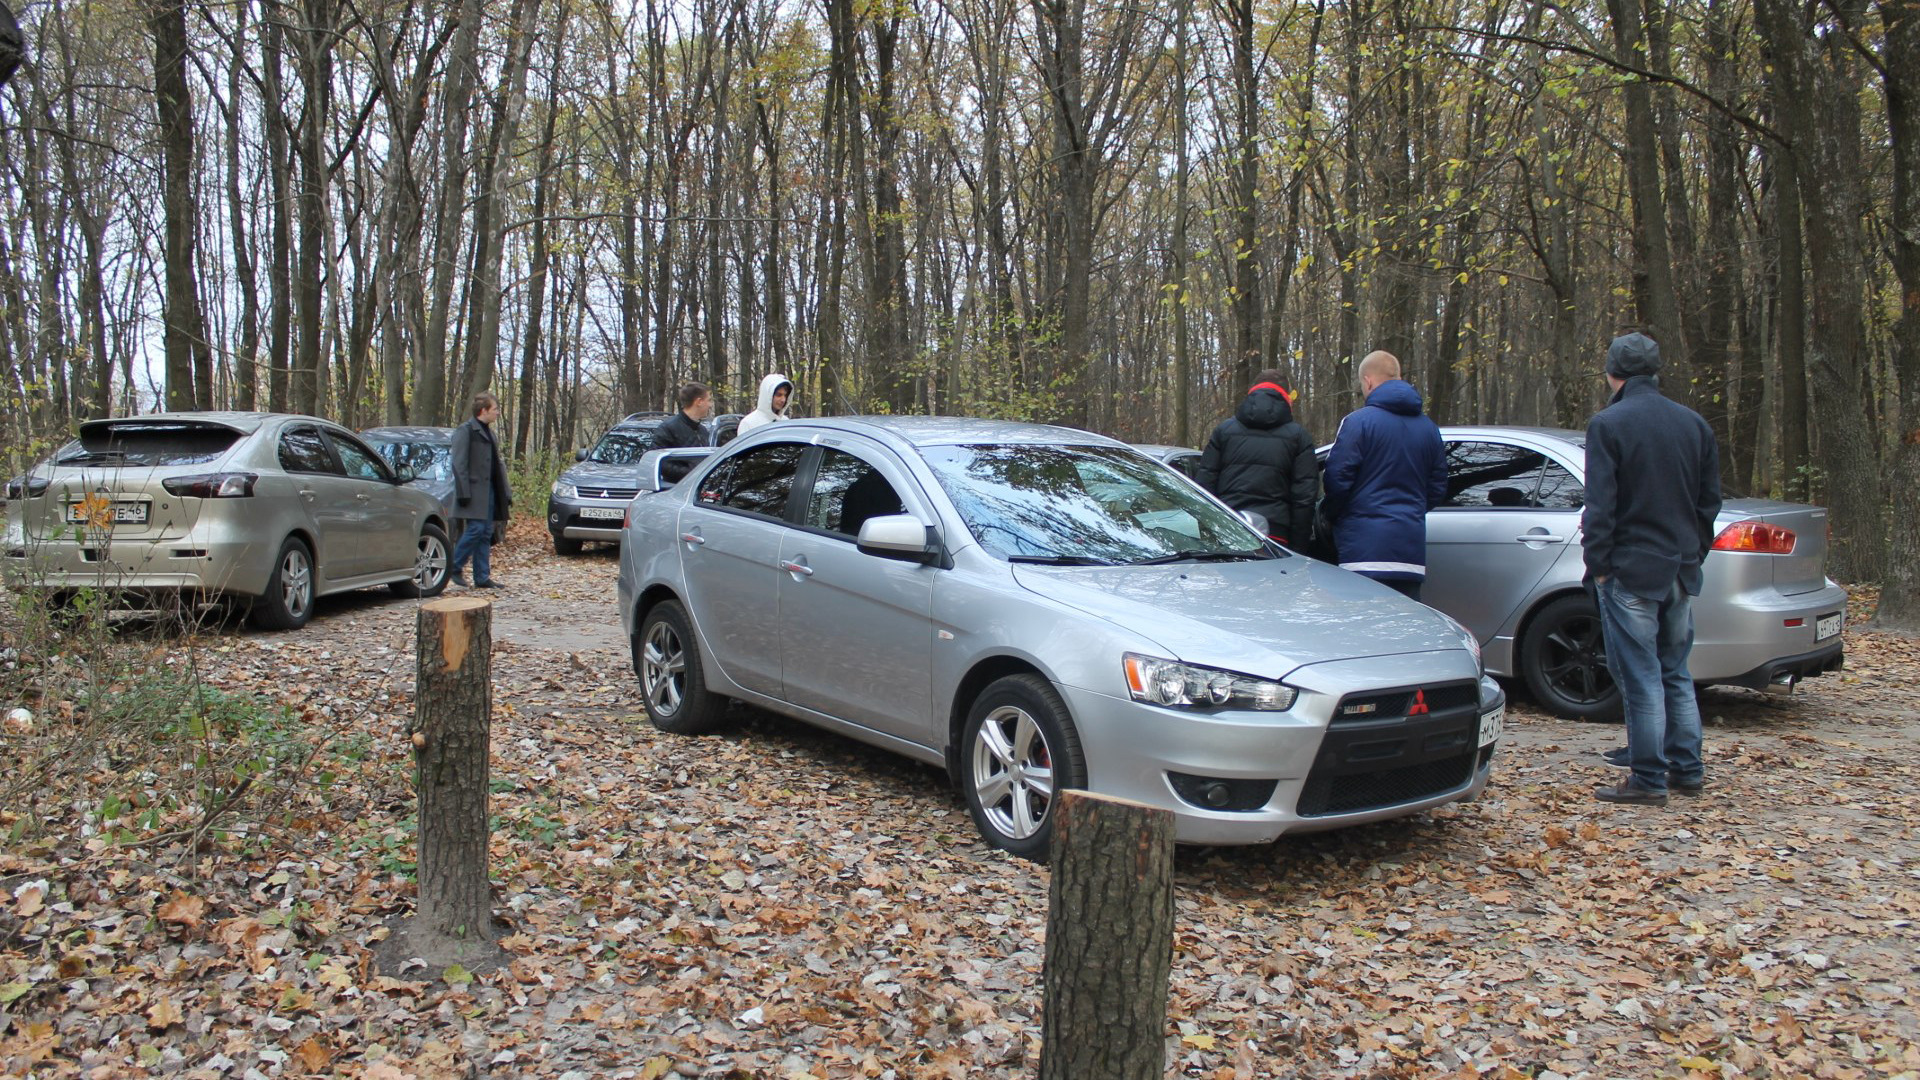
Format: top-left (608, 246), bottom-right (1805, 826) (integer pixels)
top-left (1764, 672), bottom-right (1797, 696)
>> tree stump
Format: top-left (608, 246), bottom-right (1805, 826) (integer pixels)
top-left (1038, 790), bottom-right (1176, 1080)
top-left (374, 596), bottom-right (504, 978)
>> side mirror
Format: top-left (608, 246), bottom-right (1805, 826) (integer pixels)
top-left (857, 514), bottom-right (940, 564)
top-left (574, 448), bottom-right (588, 462)
top-left (1239, 509), bottom-right (1269, 536)
top-left (394, 465), bottom-right (417, 484)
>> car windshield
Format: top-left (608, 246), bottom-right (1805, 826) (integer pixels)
top-left (372, 440), bottom-right (452, 481)
top-left (589, 429), bottom-right (657, 464)
top-left (919, 443), bottom-right (1275, 565)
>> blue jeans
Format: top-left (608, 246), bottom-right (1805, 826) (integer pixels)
top-left (1596, 578), bottom-right (1703, 793)
top-left (451, 490), bottom-right (493, 583)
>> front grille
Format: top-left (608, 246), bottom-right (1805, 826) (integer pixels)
top-left (576, 487), bottom-right (639, 501)
top-left (1332, 680), bottom-right (1479, 725)
top-left (1298, 684), bottom-right (1482, 817)
top-left (1298, 753), bottom-right (1475, 816)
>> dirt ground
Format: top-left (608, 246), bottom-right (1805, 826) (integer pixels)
top-left (6, 524), bottom-right (1918, 1079)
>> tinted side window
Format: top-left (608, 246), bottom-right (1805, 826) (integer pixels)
top-left (806, 448), bottom-right (906, 538)
top-left (332, 437), bottom-right (390, 482)
top-left (1166, 453), bottom-right (1202, 480)
top-left (699, 443), bottom-right (805, 518)
top-left (1442, 441), bottom-right (1545, 508)
top-left (279, 427), bottom-right (339, 474)
top-left (1534, 461), bottom-right (1584, 509)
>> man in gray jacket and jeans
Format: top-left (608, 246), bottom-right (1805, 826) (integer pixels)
top-left (1584, 332), bottom-right (1723, 806)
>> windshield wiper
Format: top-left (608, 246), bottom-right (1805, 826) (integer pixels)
top-left (1130, 548), bottom-right (1271, 566)
top-left (1007, 554), bottom-right (1118, 566)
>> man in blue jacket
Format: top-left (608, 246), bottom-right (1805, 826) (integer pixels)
top-left (1585, 332), bottom-right (1723, 807)
top-left (1322, 351), bottom-right (1448, 600)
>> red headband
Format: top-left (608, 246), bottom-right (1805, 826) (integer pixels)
top-left (1249, 381), bottom-right (1294, 404)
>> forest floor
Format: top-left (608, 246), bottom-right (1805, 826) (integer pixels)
top-left (2, 520), bottom-right (1916, 1080)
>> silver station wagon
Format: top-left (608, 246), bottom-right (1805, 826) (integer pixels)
top-left (4, 413), bottom-right (452, 628)
top-left (1144, 427), bottom-right (1847, 720)
top-left (617, 417), bottom-right (1504, 858)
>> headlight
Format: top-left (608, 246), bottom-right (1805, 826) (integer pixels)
top-left (552, 480), bottom-right (578, 499)
top-left (1122, 654), bottom-right (1297, 711)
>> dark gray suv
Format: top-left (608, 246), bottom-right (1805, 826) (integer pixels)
top-left (548, 413), bottom-right (739, 554)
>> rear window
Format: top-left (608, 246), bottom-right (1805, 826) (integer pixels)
top-left (60, 423), bottom-right (243, 467)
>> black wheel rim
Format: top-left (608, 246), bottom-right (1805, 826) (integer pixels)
top-left (1539, 612), bottom-right (1614, 706)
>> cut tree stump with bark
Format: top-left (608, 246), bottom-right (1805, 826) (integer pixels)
top-left (373, 595), bottom-right (505, 979)
top-left (1039, 790), bottom-right (1176, 1080)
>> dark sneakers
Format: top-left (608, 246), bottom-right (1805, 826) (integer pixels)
top-left (1601, 747), bottom-right (1707, 795)
top-left (1602, 746), bottom-right (1629, 767)
top-left (450, 572), bottom-right (471, 588)
top-left (475, 579), bottom-right (504, 589)
top-left (1594, 780), bottom-right (1669, 807)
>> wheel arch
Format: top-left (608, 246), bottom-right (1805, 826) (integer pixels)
top-left (633, 583), bottom-right (683, 634)
top-left (273, 527), bottom-right (320, 591)
top-left (1512, 584), bottom-right (1588, 659)
top-left (944, 654), bottom-right (1052, 788)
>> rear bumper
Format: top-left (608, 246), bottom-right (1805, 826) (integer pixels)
top-left (3, 536), bottom-right (274, 597)
top-left (1710, 639), bottom-right (1845, 691)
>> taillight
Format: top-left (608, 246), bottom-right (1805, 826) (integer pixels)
top-left (1712, 520), bottom-right (1796, 554)
top-left (161, 472), bottom-right (257, 498)
top-left (4, 476), bottom-right (51, 500)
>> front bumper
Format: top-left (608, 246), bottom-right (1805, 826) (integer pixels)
top-left (1056, 678), bottom-right (1502, 846)
top-left (547, 495), bottom-right (628, 542)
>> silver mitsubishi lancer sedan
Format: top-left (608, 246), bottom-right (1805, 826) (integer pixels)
top-left (617, 416), bottom-right (1503, 858)
top-left (4, 413), bottom-right (452, 629)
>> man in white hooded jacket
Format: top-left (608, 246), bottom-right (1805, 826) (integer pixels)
top-left (737, 374), bottom-right (794, 435)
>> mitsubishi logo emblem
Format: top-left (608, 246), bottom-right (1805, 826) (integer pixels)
top-left (1408, 689), bottom-right (1430, 716)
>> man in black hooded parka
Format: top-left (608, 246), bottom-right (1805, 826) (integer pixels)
top-left (1194, 368), bottom-right (1319, 549)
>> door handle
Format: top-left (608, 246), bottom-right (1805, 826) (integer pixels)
top-left (356, 493), bottom-right (371, 502)
top-left (1514, 533), bottom-right (1567, 544)
top-left (680, 532), bottom-right (706, 546)
top-left (779, 559), bottom-right (813, 577)
top-left (299, 489), bottom-right (316, 502)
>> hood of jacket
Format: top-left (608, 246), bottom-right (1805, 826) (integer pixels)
top-left (1234, 387), bottom-right (1297, 431)
top-left (1365, 379), bottom-right (1425, 417)
top-left (754, 373), bottom-right (793, 417)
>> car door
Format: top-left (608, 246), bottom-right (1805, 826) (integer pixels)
top-left (277, 424), bottom-right (365, 580)
top-left (326, 430), bottom-right (419, 575)
top-left (675, 441), bottom-right (808, 696)
top-left (774, 443), bottom-right (935, 743)
top-left (1424, 438), bottom-right (1575, 643)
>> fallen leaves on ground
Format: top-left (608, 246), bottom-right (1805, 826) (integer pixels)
top-left (0, 541), bottom-right (1915, 1078)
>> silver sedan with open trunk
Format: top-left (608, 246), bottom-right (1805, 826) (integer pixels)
top-left (616, 416), bottom-right (1503, 858)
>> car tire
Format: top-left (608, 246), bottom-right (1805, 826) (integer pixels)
top-left (634, 600), bottom-right (726, 734)
top-left (960, 674), bottom-right (1087, 861)
top-left (1519, 593), bottom-right (1622, 721)
top-left (552, 532), bottom-right (584, 556)
top-left (391, 522), bottom-right (451, 598)
top-left (249, 536), bottom-right (315, 631)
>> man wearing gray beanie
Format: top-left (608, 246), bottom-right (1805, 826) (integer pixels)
top-left (1584, 331), bottom-right (1723, 806)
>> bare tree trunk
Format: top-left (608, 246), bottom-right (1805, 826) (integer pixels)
top-left (150, 0), bottom-right (215, 410)
top-left (1875, 0), bottom-right (1920, 627)
top-left (460, 0), bottom-right (541, 408)
top-left (419, 0), bottom-right (484, 423)
top-left (1171, 0), bottom-right (1190, 444)
top-left (290, 0), bottom-right (333, 415)
top-left (1605, 0), bottom-right (1685, 371)
top-left (264, 0), bottom-right (292, 413)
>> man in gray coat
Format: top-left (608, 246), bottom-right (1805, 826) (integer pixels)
top-left (450, 393), bottom-right (513, 588)
top-left (1584, 332), bottom-right (1723, 806)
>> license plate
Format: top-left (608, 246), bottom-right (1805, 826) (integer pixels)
top-left (1477, 705), bottom-right (1504, 749)
top-left (1815, 612), bottom-right (1842, 641)
top-left (68, 499), bottom-right (149, 526)
top-left (579, 507), bottom-right (624, 521)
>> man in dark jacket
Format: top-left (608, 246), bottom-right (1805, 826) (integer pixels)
top-left (1322, 351), bottom-right (1448, 600)
top-left (450, 393), bottom-right (513, 588)
top-left (1585, 332), bottom-right (1723, 807)
top-left (653, 382), bottom-right (713, 449)
top-left (1194, 370), bottom-right (1318, 547)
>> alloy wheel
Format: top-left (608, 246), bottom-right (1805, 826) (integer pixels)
top-left (414, 532), bottom-right (449, 588)
top-left (970, 704), bottom-right (1055, 841)
top-left (1541, 613), bottom-right (1610, 705)
top-left (282, 548), bottom-right (313, 621)
top-left (641, 619), bottom-right (686, 716)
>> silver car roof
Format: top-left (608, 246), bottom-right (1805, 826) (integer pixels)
top-left (774, 415), bottom-right (1129, 449)
top-left (1441, 424), bottom-right (1585, 444)
top-left (76, 411), bottom-right (337, 438)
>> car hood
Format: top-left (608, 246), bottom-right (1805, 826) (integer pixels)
top-left (1012, 557), bottom-right (1473, 679)
top-left (561, 461), bottom-right (649, 488)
